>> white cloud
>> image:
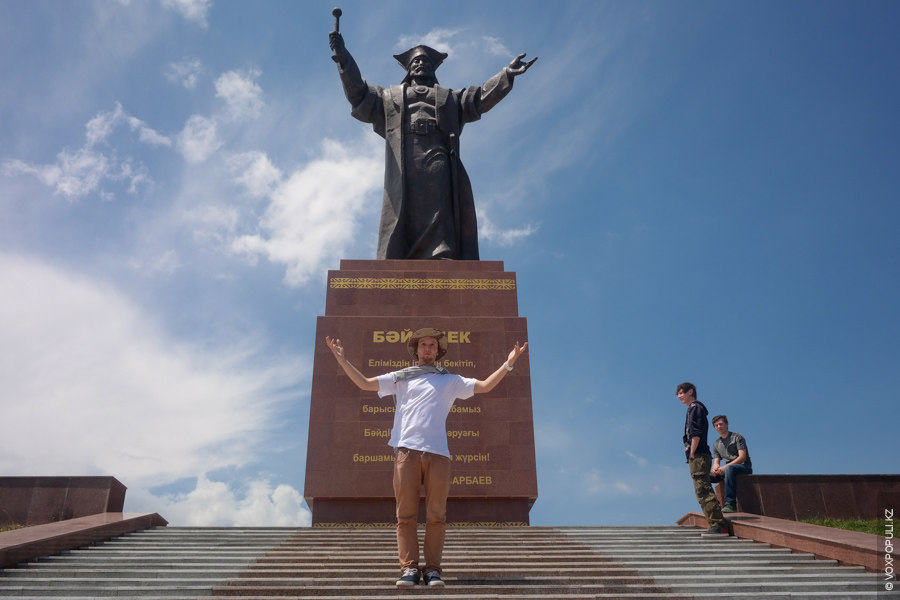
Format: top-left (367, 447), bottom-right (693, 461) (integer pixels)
top-left (228, 151), bottom-right (282, 198)
top-left (582, 464), bottom-right (687, 500)
top-left (230, 138), bottom-right (381, 286)
top-left (535, 421), bottom-right (576, 451)
top-left (85, 103), bottom-right (125, 146)
top-left (184, 202), bottom-right (241, 248)
top-left (396, 28), bottom-right (461, 55)
top-left (2, 103), bottom-right (166, 198)
top-left (215, 69), bottom-right (265, 121)
top-left (177, 114), bottom-right (221, 163)
top-left (127, 249), bottom-right (182, 276)
top-left (584, 469), bottom-right (637, 496)
top-left (481, 36), bottom-right (512, 58)
top-left (478, 210), bottom-right (539, 247)
top-left (625, 450), bottom-right (649, 468)
top-left (166, 58), bottom-right (203, 89)
top-left (162, 0), bottom-right (212, 28)
top-left (0, 253), bottom-right (306, 524)
top-left (85, 102), bottom-right (171, 148)
top-left (3, 149), bottom-right (109, 198)
top-left (130, 117), bottom-right (172, 147)
top-left (137, 475), bottom-right (311, 527)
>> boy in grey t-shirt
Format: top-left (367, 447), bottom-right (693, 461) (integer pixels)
top-left (710, 414), bottom-right (752, 512)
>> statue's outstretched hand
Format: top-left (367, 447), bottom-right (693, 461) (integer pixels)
top-left (507, 53), bottom-right (538, 77)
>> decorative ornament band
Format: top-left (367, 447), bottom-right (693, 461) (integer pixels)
top-left (330, 277), bottom-right (516, 290)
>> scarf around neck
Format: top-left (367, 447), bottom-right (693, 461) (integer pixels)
top-left (393, 365), bottom-right (449, 382)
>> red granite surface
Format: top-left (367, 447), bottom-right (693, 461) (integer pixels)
top-left (0, 512), bottom-right (168, 568)
top-left (678, 511), bottom-right (885, 572)
top-left (735, 474), bottom-right (900, 520)
top-left (0, 477), bottom-right (127, 526)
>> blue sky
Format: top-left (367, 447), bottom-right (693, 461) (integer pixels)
top-left (1, 0), bottom-right (897, 527)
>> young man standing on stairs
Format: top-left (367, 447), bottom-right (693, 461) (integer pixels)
top-left (326, 327), bottom-right (528, 588)
top-left (676, 382), bottom-right (731, 536)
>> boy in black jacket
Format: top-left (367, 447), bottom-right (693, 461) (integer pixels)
top-left (677, 382), bottom-right (729, 535)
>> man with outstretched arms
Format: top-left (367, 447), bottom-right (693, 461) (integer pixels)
top-left (326, 327), bottom-right (528, 588)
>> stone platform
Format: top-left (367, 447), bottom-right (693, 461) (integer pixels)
top-left (0, 512), bottom-right (167, 569)
top-left (678, 510), bottom-right (887, 573)
top-left (734, 474), bottom-right (900, 521)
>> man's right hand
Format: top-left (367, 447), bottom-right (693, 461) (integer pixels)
top-left (325, 335), bottom-right (379, 392)
top-left (326, 336), bottom-right (345, 362)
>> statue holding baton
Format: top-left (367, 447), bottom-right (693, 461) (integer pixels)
top-left (328, 8), bottom-right (537, 260)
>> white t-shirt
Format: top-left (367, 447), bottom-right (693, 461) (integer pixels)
top-left (377, 371), bottom-right (476, 458)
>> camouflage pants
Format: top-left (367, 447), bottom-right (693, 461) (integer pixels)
top-left (688, 454), bottom-right (727, 528)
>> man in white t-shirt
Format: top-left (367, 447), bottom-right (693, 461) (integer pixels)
top-left (325, 327), bottom-right (528, 588)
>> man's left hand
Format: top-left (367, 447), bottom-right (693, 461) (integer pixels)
top-left (506, 341), bottom-right (528, 367)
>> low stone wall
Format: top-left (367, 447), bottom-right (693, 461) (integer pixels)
top-left (0, 512), bottom-right (168, 568)
top-left (0, 477), bottom-right (126, 526)
top-left (736, 474), bottom-right (900, 521)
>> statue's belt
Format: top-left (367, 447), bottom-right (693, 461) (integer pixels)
top-left (408, 118), bottom-right (438, 135)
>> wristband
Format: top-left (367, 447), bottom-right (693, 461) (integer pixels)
top-left (503, 362), bottom-right (514, 372)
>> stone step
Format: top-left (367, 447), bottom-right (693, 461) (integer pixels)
top-left (0, 526), bottom-right (881, 599)
top-left (0, 568), bottom-right (873, 580)
top-left (0, 582), bottom-right (881, 598)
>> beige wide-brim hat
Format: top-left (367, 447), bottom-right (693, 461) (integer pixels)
top-left (407, 327), bottom-right (448, 360)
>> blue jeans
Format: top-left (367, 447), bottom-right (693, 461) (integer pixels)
top-left (709, 464), bottom-right (752, 506)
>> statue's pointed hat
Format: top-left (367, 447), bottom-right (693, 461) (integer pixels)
top-left (393, 45), bottom-right (448, 72)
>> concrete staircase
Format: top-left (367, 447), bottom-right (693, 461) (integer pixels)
top-left (0, 525), bottom-right (881, 598)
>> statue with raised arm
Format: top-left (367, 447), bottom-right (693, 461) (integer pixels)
top-left (328, 10), bottom-right (537, 260)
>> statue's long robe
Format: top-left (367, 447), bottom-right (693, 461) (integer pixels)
top-left (337, 53), bottom-right (515, 260)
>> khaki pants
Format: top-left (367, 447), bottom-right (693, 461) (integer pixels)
top-left (689, 454), bottom-right (727, 528)
top-left (393, 448), bottom-right (451, 574)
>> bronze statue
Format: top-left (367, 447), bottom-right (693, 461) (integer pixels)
top-left (329, 9), bottom-right (537, 260)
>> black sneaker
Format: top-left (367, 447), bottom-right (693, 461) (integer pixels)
top-left (701, 524), bottom-right (730, 537)
top-left (423, 570), bottom-right (445, 587)
top-left (396, 567), bottom-right (420, 587)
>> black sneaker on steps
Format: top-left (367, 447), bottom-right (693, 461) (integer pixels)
top-left (701, 524), bottom-right (730, 537)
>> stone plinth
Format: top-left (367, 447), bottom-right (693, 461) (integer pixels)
top-left (303, 260), bottom-right (537, 526)
top-left (0, 477), bottom-right (127, 526)
top-left (736, 474), bottom-right (900, 520)
top-left (0, 512), bottom-right (167, 569)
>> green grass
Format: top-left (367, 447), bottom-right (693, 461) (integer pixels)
top-left (0, 523), bottom-right (23, 533)
top-left (800, 517), bottom-right (888, 536)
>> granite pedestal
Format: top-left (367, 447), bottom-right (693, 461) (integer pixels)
top-left (303, 260), bottom-right (538, 526)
